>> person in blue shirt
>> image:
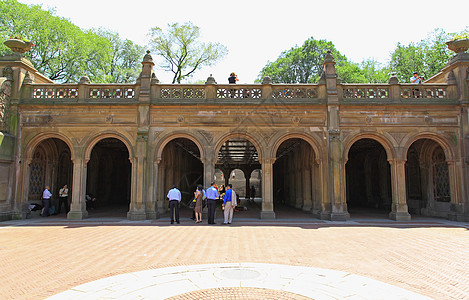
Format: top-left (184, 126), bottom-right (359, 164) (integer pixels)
top-left (223, 184), bottom-right (236, 224)
top-left (205, 182), bottom-right (219, 224)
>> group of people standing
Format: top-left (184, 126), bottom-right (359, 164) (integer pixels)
top-left (167, 182), bottom-right (237, 225)
top-left (40, 184), bottom-right (69, 217)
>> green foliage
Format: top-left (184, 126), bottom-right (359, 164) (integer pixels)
top-left (450, 27), bottom-right (469, 40)
top-left (389, 29), bottom-right (453, 83)
top-left (359, 59), bottom-right (391, 83)
top-left (148, 22), bottom-right (228, 83)
top-left (257, 37), bottom-right (374, 84)
top-left (0, 0), bottom-right (144, 83)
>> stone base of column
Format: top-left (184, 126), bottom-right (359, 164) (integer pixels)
top-left (260, 210), bottom-right (276, 219)
top-left (127, 211), bottom-right (146, 221)
top-left (302, 205), bottom-right (312, 212)
top-left (67, 210), bottom-right (88, 220)
top-left (330, 212), bottom-right (350, 221)
top-left (312, 210), bottom-right (330, 220)
top-left (447, 212), bottom-right (467, 222)
top-left (389, 211), bottom-right (411, 221)
top-left (146, 211), bottom-right (158, 220)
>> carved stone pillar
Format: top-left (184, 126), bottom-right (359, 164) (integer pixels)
top-left (389, 159), bottom-right (411, 221)
top-left (147, 159), bottom-right (159, 219)
top-left (328, 130), bottom-right (349, 221)
top-left (128, 135), bottom-right (147, 220)
top-left (447, 160), bottom-right (465, 221)
top-left (67, 152), bottom-right (88, 220)
top-left (302, 166), bottom-right (312, 211)
top-left (260, 158), bottom-right (275, 219)
top-left (157, 160), bottom-right (166, 214)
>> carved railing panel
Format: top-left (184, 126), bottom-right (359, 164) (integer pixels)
top-left (217, 86), bottom-right (262, 99)
top-left (272, 86), bottom-right (319, 99)
top-left (343, 85), bottom-right (389, 99)
top-left (160, 86), bottom-right (206, 99)
top-left (400, 85), bottom-right (447, 99)
top-left (33, 86), bottom-right (78, 99)
top-left (89, 86), bottom-right (135, 99)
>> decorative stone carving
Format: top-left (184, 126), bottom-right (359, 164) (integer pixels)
top-left (177, 116), bottom-right (184, 123)
top-left (2, 67), bottom-right (13, 81)
top-left (105, 115), bottom-right (113, 124)
top-left (389, 132), bottom-right (407, 145)
top-left (198, 130), bottom-right (213, 144)
top-left (365, 116), bottom-right (372, 125)
top-left (23, 71), bottom-right (33, 84)
top-left (151, 72), bottom-right (160, 84)
top-left (205, 74), bottom-right (216, 84)
top-left (261, 76), bottom-right (272, 85)
top-left (142, 50), bottom-right (153, 63)
top-left (79, 75), bottom-right (91, 84)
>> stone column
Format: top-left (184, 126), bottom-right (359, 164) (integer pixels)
top-left (447, 160), bottom-right (465, 221)
top-left (157, 160), bottom-right (166, 214)
top-left (329, 130), bottom-right (349, 221)
top-left (302, 166), bottom-right (312, 211)
top-left (260, 158), bottom-right (275, 219)
top-left (388, 158), bottom-right (411, 221)
top-left (147, 159), bottom-right (159, 219)
top-left (67, 151), bottom-right (88, 220)
top-left (128, 135), bottom-right (147, 220)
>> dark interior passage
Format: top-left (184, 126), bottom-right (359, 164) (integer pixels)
top-left (274, 138), bottom-right (317, 214)
top-left (87, 138), bottom-right (131, 212)
top-left (346, 138), bottom-right (392, 214)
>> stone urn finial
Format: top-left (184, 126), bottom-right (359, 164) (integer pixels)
top-left (205, 74), bottom-right (216, 84)
top-left (446, 39), bottom-right (469, 54)
top-left (4, 38), bottom-right (33, 54)
top-left (262, 75), bottom-right (272, 85)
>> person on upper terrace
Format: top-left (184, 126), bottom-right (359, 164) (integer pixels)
top-left (228, 72), bottom-right (239, 84)
top-left (410, 72), bottom-right (423, 84)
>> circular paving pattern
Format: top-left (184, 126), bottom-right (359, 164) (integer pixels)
top-left (167, 287), bottom-right (312, 300)
top-left (46, 263), bottom-right (432, 300)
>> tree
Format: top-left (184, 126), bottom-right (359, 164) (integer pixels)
top-left (389, 29), bottom-right (453, 83)
top-left (148, 22), bottom-right (228, 83)
top-left (359, 59), bottom-right (391, 83)
top-left (0, 0), bottom-right (144, 83)
top-left (257, 37), bottom-right (369, 84)
top-left (87, 29), bottom-right (145, 83)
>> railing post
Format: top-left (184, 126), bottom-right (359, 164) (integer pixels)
top-left (205, 74), bottom-right (217, 100)
top-left (77, 75), bottom-right (90, 102)
top-left (261, 76), bottom-right (272, 99)
top-left (388, 74), bottom-right (400, 101)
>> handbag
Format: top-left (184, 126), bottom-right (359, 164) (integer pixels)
top-left (189, 198), bottom-right (196, 208)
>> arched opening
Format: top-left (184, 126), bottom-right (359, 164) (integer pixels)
top-left (406, 139), bottom-right (451, 218)
top-left (86, 138), bottom-right (131, 216)
top-left (273, 138), bottom-right (316, 218)
top-left (157, 138), bottom-right (203, 215)
top-left (28, 138), bottom-right (72, 215)
top-left (346, 138), bottom-right (392, 217)
top-left (216, 138), bottom-right (261, 214)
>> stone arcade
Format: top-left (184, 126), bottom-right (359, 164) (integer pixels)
top-left (1, 42), bottom-right (469, 222)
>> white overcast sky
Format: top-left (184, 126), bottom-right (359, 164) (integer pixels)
top-left (19, 0), bottom-right (469, 84)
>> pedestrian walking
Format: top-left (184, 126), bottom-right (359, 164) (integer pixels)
top-left (167, 185), bottom-right (181, 224)
top-left (205, 182), bottom-right (219, 224)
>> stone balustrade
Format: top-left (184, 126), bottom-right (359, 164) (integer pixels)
top-left (21, 81), bottom-right (454, 103)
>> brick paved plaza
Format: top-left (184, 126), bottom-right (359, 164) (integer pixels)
top-left (1, 209), bottom-right (468, 299)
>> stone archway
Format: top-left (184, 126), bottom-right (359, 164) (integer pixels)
top-left (27, 138), bottom-right (72, 215)
top-left (406, 138), bottom-right (452, 218)
top-left (273, 138), bottom-right (317, 218)
top-left (157, 137), bottom-right (203, 213)
top-left (345, 138), bottom-right (392, 218)
top-left (86, 138), bottom-right (131, 216)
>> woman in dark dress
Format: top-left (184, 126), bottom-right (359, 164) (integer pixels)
top-left (194, 184), bottom-right (203, 223)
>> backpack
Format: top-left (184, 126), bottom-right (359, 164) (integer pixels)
top-left (231, 190), bottom-right (237, 207)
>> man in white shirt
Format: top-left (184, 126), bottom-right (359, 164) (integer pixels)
top-left (167, 185), bottom-right (182, 224)
top-left (58, 184), bottom-right (69, 214)
top-left (41, 186), bottom-right (52, 217)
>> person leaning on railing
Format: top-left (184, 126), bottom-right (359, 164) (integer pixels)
top-left (410, 72), bottom-right (423, 98)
